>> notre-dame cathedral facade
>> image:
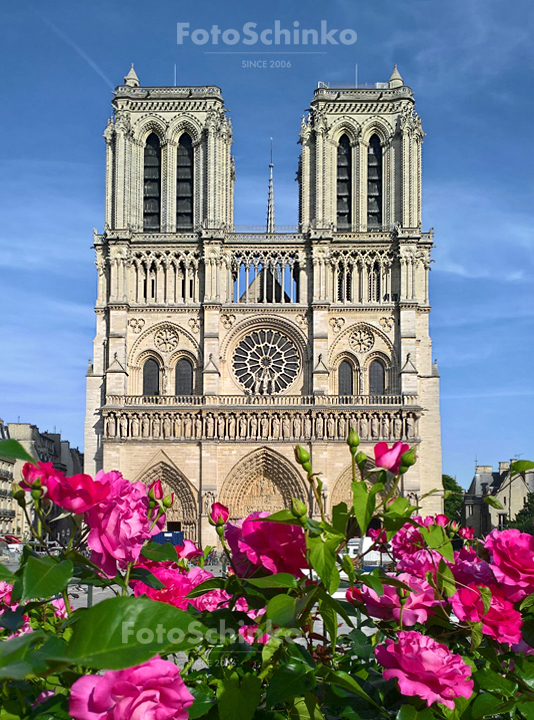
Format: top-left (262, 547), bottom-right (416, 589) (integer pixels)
top-left (85, 64), bottom-right (442, 546)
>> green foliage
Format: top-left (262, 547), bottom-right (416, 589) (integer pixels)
top-left (442, 474), bottom-right (463, 523)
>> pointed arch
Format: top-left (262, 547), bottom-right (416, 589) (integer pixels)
top-left (143, 133), bottom-right (162, 231)
top-left (220, 447), bottom-right (308, 521)
top-left (337, 134), bottom-right (352, 230)
top-left (136, 456), bottom-right (199, 542)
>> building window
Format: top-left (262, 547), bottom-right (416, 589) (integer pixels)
top-left (367, 134), bottom-right (382, 227)
top-left (369, 359), bottom-right (385, 395)
top-left (339, 360), bottom-right (354, 396)
top-left (143, 358), bottom-right (160, 396)
top-left (143, 134), bottom-right (162, 231)
top-left (498, 513), bottom-right (507, 531)
top-left (337, 264), bottom-right (352, 302)
top-left (175, 358), bottom-right (193, 396)
top-left (337, 134), bottom-right (352, 229)
top-left (177, 134), bottom-right (193, 230)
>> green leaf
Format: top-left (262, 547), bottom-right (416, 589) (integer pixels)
top-left (217, 672), bottom-right (262, 720)
top-left (289, 694), bottom-right (323, 720)
top-left (246, 573), bottom-right (298, 589)
top-left (0, 566), bottom-right (17, 583)
top-left (307, 534), bottom-right (340, 594)
top-left (262, 636), bottom-right (283, 666)
top-left (261, 509), bottom-right (302, 526)
top-left (266, 594), bottom-right (299, 627)
top-left (129, 567), bottom-right (165, 590)
top-left (483, 496), bottom-right (503, 510)
top-left (419, 524), bottom-right (454, 562)
top-left (471, 693), bottom-right (504, 719)
top-left (515, 659), bottom-right (534, 690)
top-left (519, 700), bottom-right (534, 720)
top-left (479, 586), bottom-right (492, 614)
top-left (351, 481), bottom-right (376, 536)
top-left (332, 502), bottom-right (350, 536)
top-left (62, 596), bottom-right (207, 669)
top-left (520, 594), bottom-right (534, 612)
top-left (511, 460), bottom-right (534, 474)
top-left (140, 542), bottom-right (179, 562)
top-left (319, 669), bottom-right (381, 709)
top-left (359, 573), bottom-right (384, 597)
top-left (0, 631), bottom-right (46, 679)
top-left (188, 687), bottom-right (216, 720)
top-left (22, 557), bottom-right (73, 602)
top-left (185, 577), bottom-right (226, 599)
top-left (266, 662), bottom-right (316, 707)
top-left (342, 554), bottom-right (356, 585)
top-left (319, 598), bottom-right (338, 648)
top-left (315, 587), bottom-right (354, 628)
top-left (436, 560), bottom-right (456, 597)
top-left (475, 668), bottom-right (518, 697)
top-left (471, 621), bottom-right (483, 651)
top-left (397, 707), bottom-right (417, 720)
top-left (0, 439), bottom-right (37, 465)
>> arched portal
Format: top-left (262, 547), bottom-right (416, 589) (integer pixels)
top-left (139, 461), bottom-right (198, 542)
top-left (220, 447), bottom-right (309, 521)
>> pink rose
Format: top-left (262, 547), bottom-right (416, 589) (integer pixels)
top-left (512, 639), bottom-right (534, 656)
top-left (451, 583), bottom-right (522, 645)
top-left (434, 514), bottom-right (450, 527)
top-left (226, 512), bottom-right (307, 577)
top-left (21, 462), bottom-right (63, 493)
top-left (347, 574), bottom-right (440, 626)
top-left (485, 529), bottom-right (534, 602)
top-left (0, 581), bottom-right (13, 607)
top-left (47, 472), bottom-right (110, 514)
top-left (133, 564), bottom-right (219, 611)
top-left (85, 472), bottom-right (164, 577)
top-left (391, 519), bottom-right (426, 559)
top-left (176, 539), bottom-right (203, 560)
top-left (397, 548), bottom-right (442, 580)
top-left (210, 502), bottom-right (229, 525)
top-left (239, 625), bottom-right (270, 645)
top-left (375, 631), bottom-right (474, 709)
top-left (148, 479), bottom-right (164, 500)
top-left (451, 547), bottom-right (495, 587)
top-left (374, 442), bottom-right (410, 475)
top-left (368, 527), bottom-right (388, 545)
top-left (69, 657), bottom-right (194, 720)
top-left (50, 598), bottom-right (69, 619)
top-left (459, 526), bottom-right (474, 540)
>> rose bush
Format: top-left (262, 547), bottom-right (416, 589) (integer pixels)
top-left (1, 437), bottom-right (534, 720)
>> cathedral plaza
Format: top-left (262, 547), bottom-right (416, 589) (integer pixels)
top-left (84, 64), bottom-right (442, 547)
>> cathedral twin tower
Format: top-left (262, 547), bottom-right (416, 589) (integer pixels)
top-left (85, 64), bottom-right (442, 544)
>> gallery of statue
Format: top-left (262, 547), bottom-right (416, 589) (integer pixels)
top-left (84, 64), bottom-right (442, 546)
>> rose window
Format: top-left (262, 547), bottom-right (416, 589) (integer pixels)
top-left (154, 328), bottom-right (179, 352)
top-left (349, 328), bottom-right (375, 353)
top-left (232, 330), bottom-right (300, 394)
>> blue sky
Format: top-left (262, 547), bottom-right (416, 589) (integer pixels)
top-left (0, 0), bottom-right (532, 487)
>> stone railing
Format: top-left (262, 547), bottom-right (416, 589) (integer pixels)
top-left (106, 394), bottom-right (418, 408)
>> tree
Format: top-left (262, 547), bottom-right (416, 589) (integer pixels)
top-left (506, 492), bottom-right (534, 535)
top-left (442, 474), bottom-right (463, 524)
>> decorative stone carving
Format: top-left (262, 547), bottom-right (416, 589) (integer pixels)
top-left (221, 314), bottom-right (236, 329)
top-left (295, 314), bottom-right (307, 328)
top-left (379, 317), bottom-right (394, 332)
top-left (232, 329), bottom-right (300, 395)
top-left (188, 317), bottom-right (200, 333)
top-left (129, 318), bottom-right (145, 333)
top-left (349, 328), bottom-right (375, 353)
top-left (155, 328), bottom-right (179, 352)
top-left (329, 317), bottom-right (345, 333)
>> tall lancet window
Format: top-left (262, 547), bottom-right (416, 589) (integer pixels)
top-left (176, 134), bottom-right (193, 230)
top-left (367, 134), bottom-right (382, 227)
top-left (142, 358), bottom-right (160, 396)
top-left (143, 134), bottom-right (162, 231)
top-left (337, 134), bottom-right (352, 229)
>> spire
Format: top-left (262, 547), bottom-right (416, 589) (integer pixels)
top-left (124, 63), bottom-right (140, 88)
top-left (388, 64), bottom-right (403, 89)
top-left (266, 138), bottom-right (275, 234)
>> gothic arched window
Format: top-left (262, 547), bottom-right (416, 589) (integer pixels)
top-left (339, 360), bottom-right (354, 396)
top-left (143, 134), bottom-right (162, 231)
top-left (337, 264), bottom-right (352, 302)
top-left (367, 134), bottom-right (382, 227)
top-left (337, 134), bottom-right (352, 229)
top-left (177, 134), bottom-right (193, 230)
top-left (143, 358), bottom-right (160, 396)
top-left (369, 359), bottom-right (385, 396)
top-left (175, 358), bottom-right (193, 396)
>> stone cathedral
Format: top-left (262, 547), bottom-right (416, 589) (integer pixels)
top-left (85, 64), bottom-right (442, 547)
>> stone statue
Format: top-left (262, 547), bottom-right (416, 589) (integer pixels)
top-left (228, 414), bottom-right (236, 439)
top-left (293, 413), bottom-right (302, 439)
top-left (371, 415), bottom-right (379, 439)
top-left (184, 414), bottom-right (192, 439)
top-left (131, 414), bottom-right (140, 438)
top-left (163, 414), bottom-right (172, 438)
top-left (174, 414), bottom-right (183, 438)
top-left (203, 491), bottom-right (215, 514)
top-left (106, 414), bottom-right (116, 438)
top-left (394, 415), bottom-right (403, 439)
top-left (407, 414), bottom-right (416, 440)
top-left (359, 414), bottom-right (368, 440)
top-left (119, 414), bottom-right (128, 438)
top-left (282, 414), bottom-right (291, 439)
top-left (272, 415), bottom-right (280, 440)
top-left (327, 414), bottom-right (336, 438)
top-left (338, 414), bottom-right (346, 441)
top-left (217, 413), bottom-right (226, 439)
top-left (195, 414), bottom-right (203, 438)
top-left (152, 414), bottom-right (161, 439)
top-left (206, 414), bottom-right (215, 438)
top-left (304, 413), bottom-right (312, 438)
top-left (261, 414), bottom-right (269, 438)
top-left (250, 414), bottom-right (258, 439)
top-left (315, 413), bottom-right (324, 438)
top-left (141, 414), bottom-right (150, 438)
top-left (381, 414), bottom-right (390, 440)
top-left (239, 414), bottom-right (248, 439)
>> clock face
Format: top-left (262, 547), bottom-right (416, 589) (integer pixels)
top-left (232, 329), bottom-right (300, 395)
